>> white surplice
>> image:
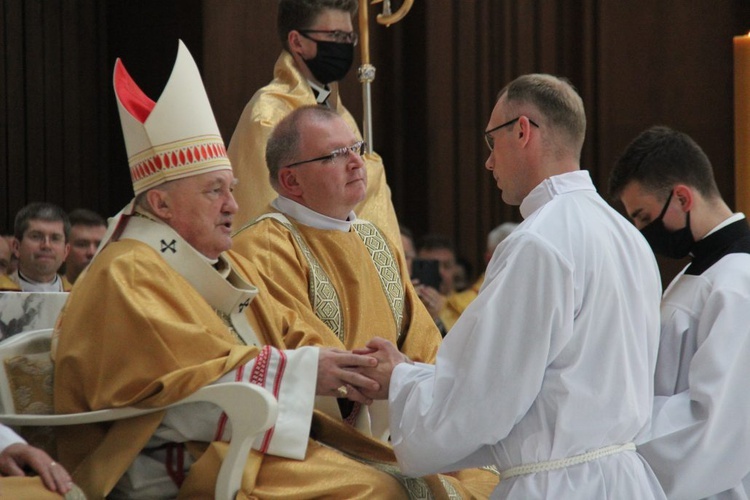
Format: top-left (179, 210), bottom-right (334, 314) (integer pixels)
top-left (387, 170), bottom-right (666, 499)
top-left (637, 216), bottom-right (750, 500)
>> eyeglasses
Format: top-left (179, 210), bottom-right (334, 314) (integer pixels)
top-left (484, 116), bottom-right (540, 151)
top-left (299, 30), bottom-right (359, 46)
top-left (283, 141), bottom-right (366, 169)
top-left (24, 231), bottom-right (66, 245)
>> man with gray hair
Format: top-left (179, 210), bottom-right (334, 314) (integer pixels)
top-left (357, 74), bottom-right (666, 498)
top-left (53, 41), bottom-right (381, 499)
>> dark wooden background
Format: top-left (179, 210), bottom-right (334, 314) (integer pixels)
top-left (2, 0), bottom-right (749, 284)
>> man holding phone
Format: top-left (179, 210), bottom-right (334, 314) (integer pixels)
top-left (413, 235), bottom-right (457, 335)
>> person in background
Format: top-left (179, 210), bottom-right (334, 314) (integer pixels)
top-left (440, 222), bottom-right (519, 332)
top-left (415, 234), bottom-right (457, 336)
top-left (452, 256), bottom-right (473, 293)
top-left (227, 0), bottom-right (401, 248)
top-left (355, 73), bottom-right (665, 498)
top-left (2, 235), bottom-right (19, 276)
top-left (0, 236), bottom-right (12, 276)
top-left (63, 208), bottom-right (107, 284)
top-left (609, 125), bottom-right (750, 498)
top-left (2, 203), bottom-right (71, 292)
top-left (399, 225), bottom-right (417, 275)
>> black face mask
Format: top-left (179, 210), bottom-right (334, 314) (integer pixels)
top-left (640, 190), bottom-right (694, 259)
top-left (301, 39), bottom-right (354, 85)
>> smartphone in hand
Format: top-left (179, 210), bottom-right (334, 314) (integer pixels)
top-left (411, 258), bottom-right (441, 290)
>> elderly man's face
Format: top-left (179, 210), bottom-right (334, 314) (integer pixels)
top-left (160, 170), bottom-right (238, 259)
top-left (285, 116), bottom-right (367, 219)
top-left (15, 220), bottom-right (69, 282)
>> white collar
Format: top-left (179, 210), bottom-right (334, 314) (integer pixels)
top-left (702, 213), bottom-right (746, 239)
top-left (17, 270), bottom-right (64, 292)
top-left (519, 170), bottom-right (596, 219)
top-left (272, 196), bottom-right (356, 232)
top-left (308, 80), bottom-right (331, 105)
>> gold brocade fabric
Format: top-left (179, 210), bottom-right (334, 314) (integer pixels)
top-left (232, 214), bottom-right (440, 359)
top-left (352, 221), bottom-right (405, 335)
top-left (226, 51), bottom-right (402, 250)
top-left (0, 477), bottom-right (86, 499)
top-left (53, 237), bottom-right (330, 499)
top-left (231, 216), bottom-right (500, 497)
top-left (181, 410), bottom-right (499, 499)
top-left (0, 273), bottom-right (20, 290)
top-left (439, 275), bottom-right (485, 331)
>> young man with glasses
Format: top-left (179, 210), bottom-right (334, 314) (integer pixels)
top-left (609, 126), bottom-right (750, 498)
top-left (232, 105), bottom-right (499, 498)
top-left (355, 74), bottom-right (667, 498)
top-left (0, 202), bottom-right (72, 292)
top-left (227, 0), bottom-right (401, 250)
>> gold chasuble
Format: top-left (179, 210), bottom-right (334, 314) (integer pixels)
top-left (227, 52), bottom-right (401, 248)
top-left (233, 210), bottom-right (500, 498)
top-left (52, 215), bottom-right (492, 498)
top-left (440, 275), bottom-right (486, 332)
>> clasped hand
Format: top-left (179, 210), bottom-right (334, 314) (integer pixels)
top-left (317, 338), bottom-right (410, 403)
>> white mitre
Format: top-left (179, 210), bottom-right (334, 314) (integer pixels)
top-left (99, 40), bottom-right (232, 250)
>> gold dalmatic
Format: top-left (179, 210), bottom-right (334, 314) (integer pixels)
top-left (254, 214), bottom-right (404, 343)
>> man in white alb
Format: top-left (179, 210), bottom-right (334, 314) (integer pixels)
top-left (357, 74), bottom-right (667, 499)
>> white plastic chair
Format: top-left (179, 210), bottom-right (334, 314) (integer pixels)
top-left (0, 328), bottom-right (278, 500)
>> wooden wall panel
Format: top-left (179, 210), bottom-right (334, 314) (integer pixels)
top-left (1, 0), bottom-right (27, 229)
top-left (0, 0), bottom-right (109, 233)
top-left (2, 0), bottom-right (749, 284)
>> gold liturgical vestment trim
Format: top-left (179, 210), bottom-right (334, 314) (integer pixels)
top-left (254, 214), bottom-right (404, 342)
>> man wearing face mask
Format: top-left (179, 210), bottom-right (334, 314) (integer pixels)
top-left (609, 125), bottom-right (750, 499)
top-left (228, 0), bottom-right (401, 248)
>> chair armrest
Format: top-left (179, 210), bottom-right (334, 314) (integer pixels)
top-left (0, 382), bottom-right (278, 500)
top-left (178, 383), bottom-right (278, 499)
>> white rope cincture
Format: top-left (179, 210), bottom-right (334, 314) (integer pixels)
top-left (501, 442), bottom-right (636, 480)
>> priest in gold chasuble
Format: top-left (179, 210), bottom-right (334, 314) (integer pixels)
top-left (227, 0), bottom-right (401, 247)
top-left (233, 105), bottom-right (500, 498)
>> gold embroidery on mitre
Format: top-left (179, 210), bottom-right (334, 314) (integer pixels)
top-left (129, 135), bottom-right (229, 194)
top-left (352, 221), bottom-right (405, 338)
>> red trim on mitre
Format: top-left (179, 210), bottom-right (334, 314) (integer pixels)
top-left (114, 59), bottom-right (156, 123)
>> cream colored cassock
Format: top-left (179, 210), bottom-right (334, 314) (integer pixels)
top-left (386, 171), bottom-right (667, 499)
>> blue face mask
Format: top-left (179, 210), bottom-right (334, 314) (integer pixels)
top-left (640, 190), bottom-right (694, 259)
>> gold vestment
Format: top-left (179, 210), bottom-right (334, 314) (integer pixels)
top-left (233, 213), bottom-right (499, 498)
top-left (227, 52), bottom-right (401, 248)
top-left (53, 229), bottom-right (491, 498)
